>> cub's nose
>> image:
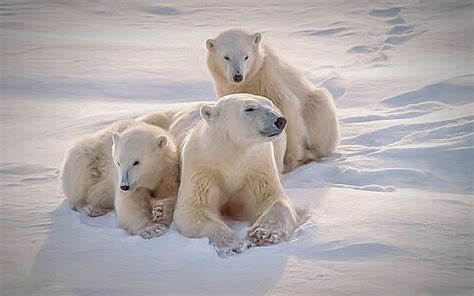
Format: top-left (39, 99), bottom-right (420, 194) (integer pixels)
top-left (275, 116), bottom-right (287, 130)
top-left (120, 185), bottom-right (130, 191)
top-left (232, 74), bottom-right (243, 83)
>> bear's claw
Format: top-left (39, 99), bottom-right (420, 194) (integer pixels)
top-left (151, 205), bottom-right (164, 221)
top-left (248, 223), bottom-right (285, 246)
top-left (138, 224), bottom-right (168, 239)
top-left (214, 240), bottom-right (253, 257)
top-left (79, 205), bottom-right (108, 217)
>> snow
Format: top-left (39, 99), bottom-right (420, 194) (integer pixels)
top-left (1, 0), bottom-right (472, 295)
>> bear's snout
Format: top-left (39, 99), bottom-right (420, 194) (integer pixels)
top-left (275, 116), bottom-right (287, 130)
top-left (120, 185), bottom-right (130, 191)
top-left (232, 74), bottom-right (243, 83)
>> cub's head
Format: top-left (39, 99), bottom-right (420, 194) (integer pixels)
top-left (200, 93), bottom-right (286, 144)
top-left (112, 125), bottom-right (170, 192)
top-left (206, 29), bottom-right (264, 85)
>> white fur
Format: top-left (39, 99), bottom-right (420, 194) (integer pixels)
top-left (206, 29), bottom-right (340, 171)
top-left (112, 123), bottom-right (179, 237)
top-left (140, 102), bottom-right (287, 174)
top-left (60, 119), bottom-right (136, 214)
top-left (61, 121), bottom-right (179, 239)
top-left (173, 94), bottom-right (299, 254)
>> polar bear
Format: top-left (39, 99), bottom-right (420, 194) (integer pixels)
top-left (61, 119), bottom-right (136, 216)
top-left (139, 102), bottom-right (287, 174)
top-left (112, 123), bottom-right (179, 238)
top-left (173, 93), bottom-right (299, 256)
top-left (206, 29), bottom-right (340, 171)
top-left (61, 121), bottom-right (179, 228)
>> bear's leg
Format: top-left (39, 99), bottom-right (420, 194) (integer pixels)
top-left (176, 207), bottom-right (239, 248)
top-left (272, 131), bottom-right (287, 175)
top-left (302, 88), bottom-right (340, 159)
top-left (175, 174), bottom-right (251, 256)
top-left (280, 105), bottom-right (307, 172)
top-left (84, 178), bottom-right (115, 217)
top-left (115, 188), bottom-right (157, 235)
top-left (150, 196), bottom-right (176, 226)
top-left (248, 198), bottom-right (298, 246)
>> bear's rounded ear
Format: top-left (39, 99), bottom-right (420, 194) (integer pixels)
top-left (206, 39), bottom-right (216, 51)
top-left (112, 132), bottom-right (121, 146)
top-left (252, 32), bottom-right (262, 47)
top-left (155, 135), bottom-right (168, 149)
top-left (200, 104), bottom-right (218, 123)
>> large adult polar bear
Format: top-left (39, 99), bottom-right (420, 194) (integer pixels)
top-left (173, 93), bottom-right (300, 256)
top-left (206, 29), bottom-right (340, 171)
top-left (139, 102), bottom-right (287, 174)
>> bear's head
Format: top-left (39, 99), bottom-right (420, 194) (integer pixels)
top-left (200, 93), bottom-right (287, 144)
top-left (112, 125), bottom-right (170, 192)
top-left (206, 29), bottom-right (264, 85)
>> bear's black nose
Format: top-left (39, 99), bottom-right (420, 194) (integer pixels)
top-left (275, 116), bottom-right (287, 130)
top-left (120, 185), bottom-right (130, 191)
top-left (232, 74), bottom-right (243, 82)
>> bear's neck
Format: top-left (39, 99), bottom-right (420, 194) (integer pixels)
top-left (199, 126), bottom-right (260, 162)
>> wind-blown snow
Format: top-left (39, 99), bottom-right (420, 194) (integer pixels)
top-left (1, 0), bottom-right (472, 295)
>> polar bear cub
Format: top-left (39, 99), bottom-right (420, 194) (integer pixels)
top-left (61, 119), bottom-right (136, 216)
top-left (206, 29), bottom-right (340, 171)
top-left (61, 120), bottom-right (179, 238)
top-left (173, 93), bottom-right (299, 255)
top-left (112, 123), bottom-right (180, 238)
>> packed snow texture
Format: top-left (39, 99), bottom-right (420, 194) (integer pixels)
top-left (1, 0), bottom-right (472, 295)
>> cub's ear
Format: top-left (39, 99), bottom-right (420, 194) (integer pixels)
top-left (200, 104), bottom-right (219, 123)
top-left (252, 32), bottom-right (262, 46)
top-left (112, 133), bottom-right (121, 146)
top-left (206, 39), bottom-right (216, 51)
top-left (155, 135), bottom-right (168, 149)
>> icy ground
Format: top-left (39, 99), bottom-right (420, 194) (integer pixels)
top-left (1, 1), bottom-right (473, 295)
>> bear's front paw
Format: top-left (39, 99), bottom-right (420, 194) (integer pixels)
top-left (150, 198), bottom-right (175, 224)
top-left (247, 221), bottom-right (289, 246)
top-left (151, 204), bottom-right (164, 221)
top-left (138, 224), bottom-right (168, 239)
top-left (213, 240), bottom-right (253, 258)
top-left (79, 205), bottom-right (109, 217)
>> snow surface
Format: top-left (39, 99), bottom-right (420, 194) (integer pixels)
top-left (1, 0), bottom-right (473, 295)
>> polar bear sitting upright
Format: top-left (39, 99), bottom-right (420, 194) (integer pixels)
top-left (206, 29), bottom-right (340, 171)
top-left (112, 123), bottom-right (179, 238)
top-left (173, 93), bottom-right (299, 255)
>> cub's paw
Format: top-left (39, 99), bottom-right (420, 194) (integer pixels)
top-left (79, 205), bottom-right (108, 217)
top-left (151, 204), bottom-right (164, 221)
top-left (213, 240), bottom-right (253, 258)
top-left (150, 198), bottom-right (175, 223)
top-left (138, 224), bottom-right (168, 239)
top-left (248, 221), bottom-right (288, 246)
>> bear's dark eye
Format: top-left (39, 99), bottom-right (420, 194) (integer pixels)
top-left (224, 56), bottom-right (230, 60)
top-left (245, 107), bottom-right (255, 112)
top-left (133, 161), bottom-right (140, 166)
top-left (244, 56), bottom-right (249, 60)
top-left (117, 162), bottom-right (120, 167)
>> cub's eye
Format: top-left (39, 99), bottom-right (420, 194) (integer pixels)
top-left (244, 56), bottom-right (249, 60)
top-left (245, 107), bottom-right (255, 112)
top-left (224, 56), bottom-right (230, 60)
top-left (117, 162), bottom-right (120, 167)
top-left (133, 161), bottom-right (140, 166)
